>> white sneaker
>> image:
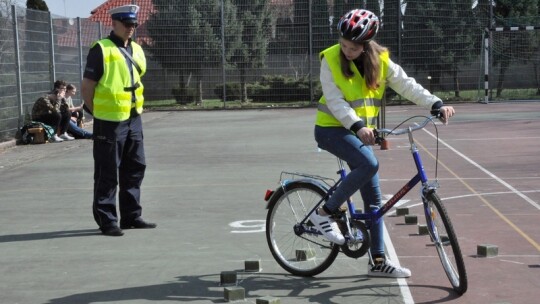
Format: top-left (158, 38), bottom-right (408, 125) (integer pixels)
top-left (368, 258), bottom-right (411, 278)
top-left (50, 134), bottom-right (64, 143)
top-left (309, 209), bottom-right (345, 245)
top-left (60, 133), bottom-right (74, 141)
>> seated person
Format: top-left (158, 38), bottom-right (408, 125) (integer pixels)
top-left (31, 83), bottom-right (74, 143)
top-left (65, 84), bottom-right (92, 139)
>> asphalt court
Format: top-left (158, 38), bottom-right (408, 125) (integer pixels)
top-left (0, 102), bottom-right (538, 303)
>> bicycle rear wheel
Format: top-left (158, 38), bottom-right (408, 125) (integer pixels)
top-left (266, 182), bottom-right (339, 276)
top-left (423, 191), bottom-right (468, 294)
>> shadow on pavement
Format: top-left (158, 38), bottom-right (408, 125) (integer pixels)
top-left (46, 272), bottom-right (458, 303)
top-left (0, 229), bottom-right (99, 243)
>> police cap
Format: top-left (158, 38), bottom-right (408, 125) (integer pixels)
top-left (109, 4), bottom-right (139, 24)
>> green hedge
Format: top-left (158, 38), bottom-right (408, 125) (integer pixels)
top-left (171, 86), bottom-right (198, 105)
top-left (214, 75), bottom-right (322, 103)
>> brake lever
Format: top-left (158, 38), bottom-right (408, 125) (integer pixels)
top-left (373, 129), bottom-right (389, 150)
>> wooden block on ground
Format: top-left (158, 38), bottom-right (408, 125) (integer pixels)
top-left (418, 224), bottom-right (429, 235)
top-left (256, 296), bottom-right (281, 304)
top-left (245, 259), bottom-right (261, 272)
top-left (404, 214), bottom-right (418, 224)
top-left (224, 286), bottom-right (245, 302)
top-left (295, 248), bottom-right (315, 261)
top-left (396, 207), bottom-right (409, 216)
top-left (220, 271), bottom-right (237, 285)
top-left (477, 244), bottom-right (498, 257)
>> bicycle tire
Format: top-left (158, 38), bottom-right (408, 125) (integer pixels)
top-left (266, 181), bottom-right (339, 276)
top-left (423, 191), bottom-right (468, 294)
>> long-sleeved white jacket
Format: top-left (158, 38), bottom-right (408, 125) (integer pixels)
top-left (320, 57), bottom-right (442, 130)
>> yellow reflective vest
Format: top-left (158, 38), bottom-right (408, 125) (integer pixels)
top-left (92, 38), bottom-right (146, 122)
top-left (316, 44), bottom-right (389, 128)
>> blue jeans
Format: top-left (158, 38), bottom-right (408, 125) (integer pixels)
top-left (68, 120), bottom-right (92, 139)
top-left (315, 125), bottom-right (384, 257)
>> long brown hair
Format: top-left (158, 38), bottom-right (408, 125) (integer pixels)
top-left (340, 40), bottom-right (388, 90)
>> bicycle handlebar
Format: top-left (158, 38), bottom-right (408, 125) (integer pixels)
top-left (374, 110), bottom-right (442, 145)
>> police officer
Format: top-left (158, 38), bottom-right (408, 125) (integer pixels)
top-left (82, 4), bottom-right (156, 236)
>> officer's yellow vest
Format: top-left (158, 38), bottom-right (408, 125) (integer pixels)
top-left (315, 44), bottom-right (389, 128)
top-left (92, 38), bottom-right (146, 122)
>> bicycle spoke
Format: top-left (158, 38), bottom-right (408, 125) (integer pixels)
top-left (424, 192), bottom-right (468, 294)
top-left (266, 182), bottom-right (339, 276)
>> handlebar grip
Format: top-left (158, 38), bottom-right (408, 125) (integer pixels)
top-left (430, 109), bottom-right (442, 118)
top-left (373, 129), bottom-right (384, 145)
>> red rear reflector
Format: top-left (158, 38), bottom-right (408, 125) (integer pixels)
top-left (264, 189), bottom-right (274, 201)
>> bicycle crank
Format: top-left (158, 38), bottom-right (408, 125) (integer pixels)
top-left (340, 220), bottom-right (370, 258)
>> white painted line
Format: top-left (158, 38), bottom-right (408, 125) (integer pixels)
top-left (422, 128), bottom-right (540, 210)
top-left (383, 224), bottom-right (415, 304)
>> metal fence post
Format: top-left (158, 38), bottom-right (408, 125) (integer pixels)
top-left (77, 17), bottom-right (83, 87)
top-left (397, 0), bottom-right (402, 65)
top-left (308, 0), bottom-right (314, 104)
top-left (49, 12), bottom-right (56, 85)
top-left (220, 0), bottom-right (226, 107)
top-left (11, 5), bottom-right (24, 128)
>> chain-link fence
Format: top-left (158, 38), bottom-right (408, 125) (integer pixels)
top-left (0, 4), bottom-right (101, 142)
top-left (1, 0), bottom-right (539, 143)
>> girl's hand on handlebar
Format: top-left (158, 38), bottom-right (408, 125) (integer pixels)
top-left (356, 127), bottom-right (375, 145)
top-left (439, 106), bottom-right (455, 125)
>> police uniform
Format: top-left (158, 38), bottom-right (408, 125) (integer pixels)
top-left (84, 5), bottom-right (155, 235)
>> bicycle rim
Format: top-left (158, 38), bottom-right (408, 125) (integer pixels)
top-left (424, 192), bottom-right (468, 294)
top-left (266, 182), bottom-right (339, 276)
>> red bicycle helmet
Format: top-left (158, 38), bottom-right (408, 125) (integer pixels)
top-left (337, 9), bottom-right (380, 42)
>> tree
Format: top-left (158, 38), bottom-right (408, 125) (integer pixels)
top-left (230, 0), bottom-right (271, 102)
top-left (26, 0), bottom-right (47, 10)
top-left (312, 0), bottom-right (333, 54)
top-left (492, 0), bottom-right (539, 97)
top-left (0, 0), bottom-right (16, 66)
top-left (402, 0), bottom-right (481, 97)
top-left (0, 0), bottom-right (17, 91)
top-left (145, 0), bottom-right (241, 104)
top-left (333, 0), bottom-right (364, 20)
top-left (292, 0), bottom-right (309, 55)
top-left (24, 0), bottom-right (49, 73)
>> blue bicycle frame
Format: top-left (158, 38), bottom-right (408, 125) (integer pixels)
top-left (336, 125), bottom-right (435, 226)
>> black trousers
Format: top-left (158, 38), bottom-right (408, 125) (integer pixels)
top-left (34, 110), bottom-right (71, 134)
top-left (92, 114), bottom-right (146, 228)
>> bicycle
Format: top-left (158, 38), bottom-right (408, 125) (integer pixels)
top-left (263, 113), bottom-right (468, 295)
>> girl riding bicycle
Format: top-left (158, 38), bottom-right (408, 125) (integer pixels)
top-left (311, 8), bottom-right (455, 278)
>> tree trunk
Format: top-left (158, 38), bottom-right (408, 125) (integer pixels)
top-left (453, 69), bottom-right (460, 98)
top-left (197, 78), bottom-right (203, 106)
top-left (240, 68), bottom-right (248, 103)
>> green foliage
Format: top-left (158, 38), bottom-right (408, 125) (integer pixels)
top-left (403, 0), bottom-right (482, 96)
top-left (492, 0), bottom-right (540, 96)
top-left (312, 0), bottom-right (334, 53)
top-left (230, 0), bottom-right (272, 102)
top-left (145, 0), bottom-right (221, 100)
top-left (26, 0), bottom-right (48, 11)
top-left (171, 85), bottom-right (197, 105)
top-left (251, 75), bottom-right (319, 102)
top-left (333, 0), bottom-right (364, 19)
top-left (213, 82), bottom-right (244, 101)
top-left (214, 75), bottom-right (322, 103)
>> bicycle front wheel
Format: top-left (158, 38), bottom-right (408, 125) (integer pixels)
top-left (266, 182), bottom-right (339, 276)
top-left (423, 191), bottom-right (468, 294)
